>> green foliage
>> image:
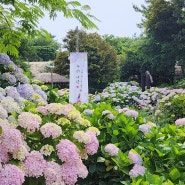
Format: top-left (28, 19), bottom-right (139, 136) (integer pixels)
top-left (133, 0), bottom-right (185, 86)
top-left (156, 93), bottom-right (185, 124)
top-left (74, 99), bottom-right (185, 184)
top-left (0, 0), bottom-right (98, 56)
top-left (120, 51), bottom-right (141, 83)
top-left (137, 124), bottom-right (185, 183)
top-left (76, 102), bottom-right (145, 184)
top-left (17, 36), bottom-right (60, 62)
top-left (103, 35), bottom-right (146, 84)
top-left (173, 78), bottom-right (185, 89)
top-left (54, 50), bottom-right (69, 77)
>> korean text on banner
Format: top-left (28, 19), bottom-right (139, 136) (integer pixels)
top-left (69, 52), bottom-right (88, 103)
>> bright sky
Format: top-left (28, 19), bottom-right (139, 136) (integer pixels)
top-left (39, 0), bottom-right (146, 42)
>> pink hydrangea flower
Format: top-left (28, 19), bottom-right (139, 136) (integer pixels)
top-left (129, 164), bottom-right (146, 177)
top-left (18, 112), bottom-right (42, 133)
top-left (0, 145), bottom-right (9, 163)
top-left (1, 123), bottom-right (23, 153)
top-left (125, 110), bottom-right (138, 119)
top-left (104, 143), bottom-right (119, 156)
top-left (175, 118), bottom-right (185, 126)
top-left (45, 103), bottom-right (74, 116)
top-left (40, 122), bottom-right (62, 139)
top-left (61, 163), bottom-right (78, 185)
top-left (77, 160), bottom-right (88, 179)
top-left (139, 124), bottom-right (152, 133)
top-left (107, 113), bottom-right (115, 120)
top-left (85, 131), bottom-right (99, 155)
top-left (24, 151), bottom-right (47, 178)
top-left (0, 164), bottom-right (25, 185)
top-left (44, 161), bottom-right (65, 185)
top-left (56, 139), bottom-right (80, 164)
top-left (37, 106), bottom-right (48, 115)
top-left (128, 151), bottom-right (143, 165)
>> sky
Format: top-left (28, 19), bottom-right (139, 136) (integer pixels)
top-left (39, 0), bottom-right (146, 42)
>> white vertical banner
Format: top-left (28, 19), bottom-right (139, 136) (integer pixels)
top-left (69, 52), bottom-right (88, 103)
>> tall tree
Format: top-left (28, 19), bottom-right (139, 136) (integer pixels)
top-left (134, 0), bottom-right (185, 85)
top-left (0, 0), bottom-right (98, 56)
top-left (55, 30), bottom-right (119, 93)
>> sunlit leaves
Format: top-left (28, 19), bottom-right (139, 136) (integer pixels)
top-left (0, 0), bottom-right (98, 56)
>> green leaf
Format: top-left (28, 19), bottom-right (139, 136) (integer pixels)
top-left (169, 168), bottom-right (181, 181)
top-left (97, 157), bottom-right (105, 163)
top-left (113, 129), bottom-right (119, 135)
top-left (162, 179), bottom-right (174, 185)
top-left (89, 163), bottom-right (96, 173)
top-left (106, 165), bottom-right (114, 171)
top-left (155, 148), bottom-right (165, 157)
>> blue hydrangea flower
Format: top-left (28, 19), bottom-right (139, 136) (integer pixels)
top-left (17, 84), bottom-right (34, 99)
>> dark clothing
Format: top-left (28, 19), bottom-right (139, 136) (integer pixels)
top-left (141, 73), bottom-right (146, 92)
top-left (141, 71), bottom-right (153, 92)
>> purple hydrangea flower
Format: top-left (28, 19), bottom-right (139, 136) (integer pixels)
top-left (17, 84), bottom-right (34, 99)
top-left (2, 73), bottom-right (16, 84)
top-left (129, 164), bottom-right (146, 177)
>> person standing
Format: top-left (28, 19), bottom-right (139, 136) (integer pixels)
top-left (145, 70), bottom-right (153, 89)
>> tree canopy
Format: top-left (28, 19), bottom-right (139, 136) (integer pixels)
top-left (0, 0), bottom-right (98, 56)
top-left (133, 0), bottom-right (185, 85)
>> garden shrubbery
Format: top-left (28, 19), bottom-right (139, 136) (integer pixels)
top-left (0, 54), bottom-right (184, 185)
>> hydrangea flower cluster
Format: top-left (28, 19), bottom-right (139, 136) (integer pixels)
top-left (128, 150), bottom-right (146, 177)
top-left (139, 124), bottom-right (152, 133)
top-left (2, 72), bottom-right (17, 84)
top-left (0, 54), bottom-right (47, 108)
top-left (1, 97), bottom-right (21, 113)
top-left (44, 161), bottom-right (65, 185)
top-left (0, 54), bottom-right (29, 87)
top-left (0, 164), bottom-right (25, 185)
top-left (18, 112), bottom-right (42, 133)
top-left (118, 107), bottom-right (138, 119)
top-left (0, 104), bottom-right (8, 119)
top-left (40, 144), bottom-right (54, 156)
top-left (85, 131), bottom-right (99, 155)
top-left (175, 118), bottom-right (185, 126)
top-left (0, 123), bottom-right (24, 154)
top-left (129, 164), bottom-right (146, 178)
top-left (40, 122), bottom-right (62, 139)
top-left (104, 143), bottom-right (119, 156)
top-left (24, 151), bottom-right (47, 178)
top-left (73, 130), bottom-right (91, 144)
top-left (0, 54), bottom-right (100, 185)
top-left (56, 139), bottom-right (88, 184)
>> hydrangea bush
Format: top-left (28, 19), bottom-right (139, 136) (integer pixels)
top-left (0, 54), bottom-right (99, 185)
top-left (75, 101), bottom-right (185, 184)
top-left (155, 91), bottom-right (185, 125)
top-left (0, 54), bottom-right (185, 185)
top-left (91, 82), bottom-right (185, 113)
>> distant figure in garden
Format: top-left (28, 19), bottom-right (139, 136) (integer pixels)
top-left (141, 70), bottom-right (153, 92)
